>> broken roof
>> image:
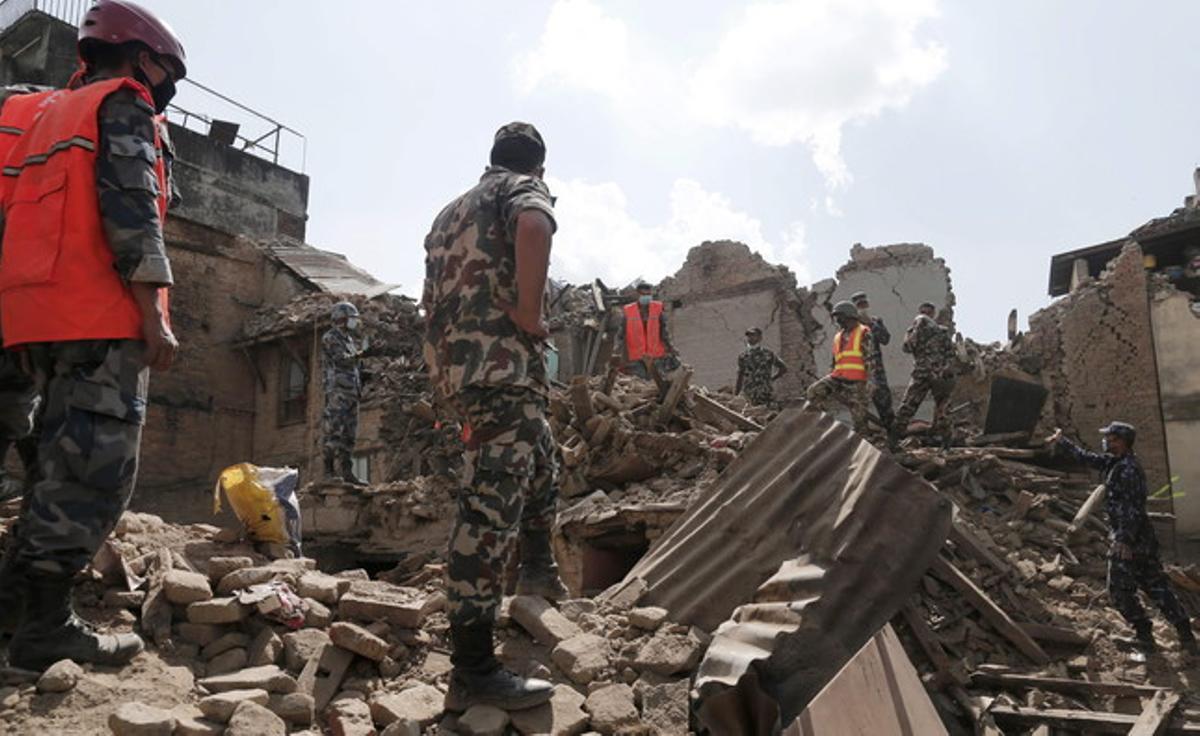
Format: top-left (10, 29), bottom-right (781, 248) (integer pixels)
top-left (267, 240), bottom-right (396, 297)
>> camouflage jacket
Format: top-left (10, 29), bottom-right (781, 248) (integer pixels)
top-left (738, 344), bottom-right (785, 401)
top-left (902, 315), bottom-right (955, 379)
top-left (322, 326), bottom-right (361, 396)
top-left (1058, 438), bottom-right (1151, 547)
top-left (422, 166), bottom-right (557, 401)
top-left (864, 316), bottom-right (890, 385)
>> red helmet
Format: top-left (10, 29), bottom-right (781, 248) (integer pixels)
top-left (78, 0), bottom-right (187, 79)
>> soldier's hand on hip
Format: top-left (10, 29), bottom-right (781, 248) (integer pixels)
top-left (1111, 542), bottom-right (1134, 561)
top-left (142, 319), bottom-right (179, 372)
top-left (496, 300), bottom-right (549, 339)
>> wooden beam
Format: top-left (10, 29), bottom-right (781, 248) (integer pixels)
top-left (1017, 623), bottom-right (1090, 648)
top-left (899, 605), bottom-right (967, 687)
top-left (949, 520), bottom-right (1014, 578)
top-left (930, 555), bottom-right (1050, 665)
top-left (971, 667), bottom-right (1163, 698)
top-left (568, 376), bottom-right (595, 424)
top-left (655, 367), bottom-right (692, 426)
top-left (989, 703), bottom-right (1200, 734)
top-left (692, 392), bottom-right (764, 432)
top-left (1131, 691), bottom-right (1183, 736)
top-left (948, 687), bottom-right (1003, 736)
top-left (1066, 484), bottom-right (1107, 539)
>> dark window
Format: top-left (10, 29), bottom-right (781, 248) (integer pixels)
top-left (278, 346), bottom-right (308, 426)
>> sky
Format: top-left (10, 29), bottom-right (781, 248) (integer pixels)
top-left (151, 0), bottom-right (1200, 342)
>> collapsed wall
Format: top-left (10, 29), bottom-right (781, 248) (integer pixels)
top-left (659, 241), bottom-right (818, 400)
top-left (805, 243), bottom-right (956, 408)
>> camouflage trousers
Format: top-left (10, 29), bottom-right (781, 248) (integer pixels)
top-left (742, 380), bottom-right (775, 408)
top-left (1108, 537), bottom-right (1188, 628)
top-left (8, 340), bottom-right (148, 577)
top-left (871, 381), bottom-right (895, 431)
top-left (0, 348), bottom-right (40, 441)
top-left (895, 374), bottom-right (955, 436)
top-left (446, 386), bottom-right (558, 628)
top-left (806, 376), bottom-right (870, 433)
top-left (321, 389), bottom-right (359, 455)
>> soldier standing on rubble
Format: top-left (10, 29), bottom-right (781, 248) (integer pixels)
top-left (322, 301), bottom-right (365, 485)
top-left (1049, 423), bottom-right (1197, 656)
top-left (851, 291), bottom-right (895, 431)
top-left (0, 0), bottom-right (185, 671)
top-left (891, 302), bottom-right (957, 445)
top-left (735, 326), bottom-right (787, 406)
top-left (806, 300), bottom-right (878, 435)
top-left (423, 122), bottom-right (567, 710)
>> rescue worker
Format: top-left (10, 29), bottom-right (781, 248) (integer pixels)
top-left (806, 301), bottom-right (877, 435)
top-left (1048, 423), bottom-right (1197, 657)
top-left (0, 0), bottom-right (185, 671)
top-left (322, 301), bottom-right (365, 485)
top-left (613, 281), bottom-right (677, 379)
top-left (851, 291), bottom-right (894, 431)
top-left (735, 326), bottom-right (787, 407)
top-left (423, 122), bottom-right (566, 710)
top-left (892, 302), bottom-right (957, 444)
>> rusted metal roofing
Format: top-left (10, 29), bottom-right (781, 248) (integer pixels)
top-left (601, 407), bottom-right (951, 732)
top-left (268, 241), bottom-right (395, 297)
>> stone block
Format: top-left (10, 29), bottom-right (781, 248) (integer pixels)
top-left (268, 691), bottom-right (315, 725)
top-left (207, 647), bottom-right (249, 676)
top-left (297, 571), bottom-right (350, 605)
top-left (164, 569), bottom-right (214, 605)
top-left (329, 621), bottom-right (390, 662)
top-left (369, 683), bottom-right (444, 727)
top-left (459, 704), bottom-right (510, 736)
top-left (198, 665), bottom-right (297, 694)
top-left (198, 688), bottom-right (270, 723)
top-left (328, 696), bottom-right (375, 736)
top-left (633, 628), bottom-right (705, 676)
top-left (207, 556), bottom-right (254, 583)
top-left (202, 632), bottom-right (250, 660)
top-left (627, 607), bottom-right (668, 631)
top-left (584, 684), bottom-right (638, 734)
top-left (186, 596), bottom-right (249, 625)
top-left (225, 701), bottom-right (286, 736)
top-left (177, 622), bottom-right (223, 647)
top-left (283, 628), bottom-right (331, 672)
top-left (248, 628), bottom-right (284, 667)
top-left (36, 659), bottom-right (82, 693)
top-left (551, 634), bottom-right (611, 685)
top-left (338, 581), bottom-right (434, 628)
top-left (108, 702), bottom-right (176, 736)
top-left (510, 684), bottom-right (589, 736)
top-left (510, 595), bottom-right (583, 647)
top-left (297, 643), bottom-right (356, 712)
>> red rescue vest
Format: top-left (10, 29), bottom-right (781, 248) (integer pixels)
top-left (0, 89), bottom-right (61, 169)
top-left (0, 78), bottom-right (169, 348)
top-left (832, 323), bottom-right (869, 382)
top-left (624, 301), bottom-right (667, 361)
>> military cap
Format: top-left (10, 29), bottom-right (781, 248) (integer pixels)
top-left (635, 280), bottom-right (653, 291)
top-left (1099, 421), bottom-right (1136, 443)
top-left (330, 301), bottom-right (359, 321)
top-left (494, 122), bottom-right (545, 153)
top-left (745, 326), bottom-right (762, 336)
top-left (919, 301), bottom-right (937, 311)
top-left (850, 291), bottom-right (868, 304)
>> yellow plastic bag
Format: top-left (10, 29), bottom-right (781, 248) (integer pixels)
top-left (214, 463), bottom-right (302, 553)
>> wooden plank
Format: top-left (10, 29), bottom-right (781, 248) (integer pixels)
top-left (1029, 727), bottom-right (1049, 736)
top-left (930, 555), bottom-right (1050, 665)
top-left (989, 704), bottom-right (1200, 734)
top-left (949, 520), bottom-right (1015, 577)
top-left (971, 667), bottom-right (1163, 698)
top-left (568, 376), bottom-right (595, 424)
top-left (655, 367), bottom-right (692, 426)
top-left (692, 391), bottom-right (765, 432)
top-left (1131, 691), bottom-right (1183, 736)
top-left (948, 687), bottom-right (1004, 736)
top-left (898, 605), bottom-right (967, 687)
top-left (1017, 622), bottom-right (1090, 648)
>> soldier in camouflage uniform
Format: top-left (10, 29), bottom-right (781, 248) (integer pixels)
top-left (322, 301), bottom-right (365, 485)
top-left (807, 301), bottom-right (880, 436)
top-left (1050, 423), bottom-right (1197, 657)
top-left (736, 327), bottom-right (787, 406)
top-left (851, 291), bottom-right (894, 431)
top-left (0, 0), bottom-right (185, 672)
top-left (892, 302), bottom-right (957, 444)
top-left (423, 122), bottom-right (565, 710)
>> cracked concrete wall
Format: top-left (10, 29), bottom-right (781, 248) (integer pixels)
top-left (1028, 243), bottom-right (1171, 491)
top-left (660, 241), bottom-right (815, 399)
top-left (1151, 286), bottom-right (1200, 553)
top-left (806, 244), bottom-right (956, 418)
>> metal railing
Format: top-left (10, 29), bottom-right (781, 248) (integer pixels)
top-left (0, 0), bottom-right (88, 30)
top-left (0, 0), bottom-right (307, 171)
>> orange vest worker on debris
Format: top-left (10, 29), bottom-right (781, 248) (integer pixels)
top-left (0, 0), bottom-right (184, 671)
top-left (613, 280), bottom-right (677, 380)
top-left (805, 300), bottom-right (877, 436)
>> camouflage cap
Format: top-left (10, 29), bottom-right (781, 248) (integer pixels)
top-left (745, 326), bottom-right (762, 336)
top-left (1099, 421), bottom-right (1136, 443)
top-left (919, 301), bottom-right (937, 311)
top-left (494, 122), bottom-right (545, 153)
top-left (850, 291), bottom-right (868, 304)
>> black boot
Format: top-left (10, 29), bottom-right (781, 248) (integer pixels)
top-left (445, 621), bottom-right (552, 712)
top-left (1176, 619), bottom-right (1198, 654)
top-left (9, 575), bottom-right (143, 671)
top-left (338, 452), bottom-right (365, 486)
top-left (515, 530), bottom-right (569, 601)
top-left (0, 547), bottom-right (27, 635)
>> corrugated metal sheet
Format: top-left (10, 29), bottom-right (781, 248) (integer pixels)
top-left (268, 242), bottom-right (393, 296)
top-left (600, 407), bottom-right (951, 733)
top-left (786, 624), bottom-right (948, 736)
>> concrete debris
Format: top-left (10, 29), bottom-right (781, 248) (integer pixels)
top-left (225, 700), bottom-right (287, 736)
top-left (108, 702), bottom-right (176, 736)
top-left (35, 659), bottom-right (83, 693)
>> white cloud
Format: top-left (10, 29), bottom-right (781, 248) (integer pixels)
top-left (546, 176), bottom-right (810, 287)
top-left (690, 0), bottom-right (946, 189)
top-left (513, 0), bottom-right (632, 100)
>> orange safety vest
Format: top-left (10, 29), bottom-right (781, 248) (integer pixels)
top-left (0, 88), bottom-right (60, 167)
top-left (0, 78), bottom-right (169, 348)
top-left (831, 323), bottom-right (869, 381)
top-left (624, 301), bottom-right (667, 361)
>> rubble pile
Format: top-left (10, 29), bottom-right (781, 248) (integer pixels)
top-left (893, 444), bottom-right (1200, 733)
top-left (0, 508), bottom-right (709, 735)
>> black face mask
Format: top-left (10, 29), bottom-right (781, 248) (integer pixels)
top-left (135, 64), bottom-right (176, 114)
